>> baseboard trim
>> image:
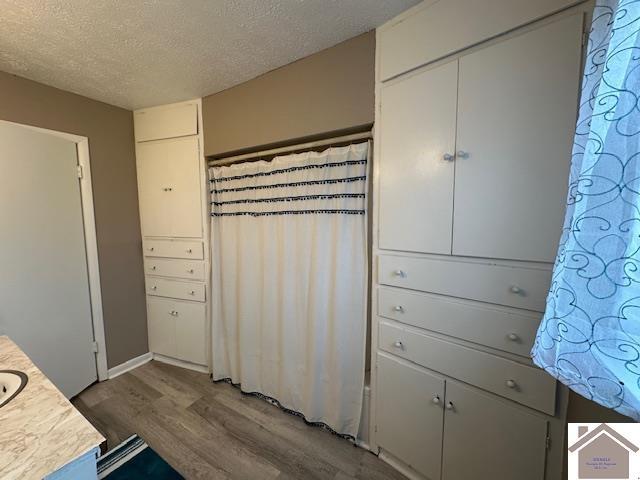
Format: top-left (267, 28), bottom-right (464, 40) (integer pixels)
top-left (153, 353), bottom-right (209, 373)
top-left (378, 450), bottom-right (424, 480)
top-left (107, 352), bottom-right (153, 379)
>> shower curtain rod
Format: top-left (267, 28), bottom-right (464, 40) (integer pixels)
top-left (207, 130), bottom-right (372, 167)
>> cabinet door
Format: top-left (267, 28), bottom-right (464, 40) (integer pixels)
top-left (175, 301), bottom-right (207, 365)
top-left (442, 380), bottom-right (548, 480)
top-left (452, 14), bottom-right (583, 262)
top-left (137, 136), bottom-right (203, 237)
top-left (376, 353), bottom-right (444, 480)
top-left (378, 60), bottom-right (458, 255)
top-left (147, 296), bottom-right (177, 357)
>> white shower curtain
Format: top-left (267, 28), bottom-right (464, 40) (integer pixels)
top-left (209, 142), bottom-right (368, 437)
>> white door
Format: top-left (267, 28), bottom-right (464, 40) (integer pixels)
top-left (136, 136), bottom-right (202, 238)
top-left (452, 14), bottom-right (583, 262)
top-left (378, 60), bottom-right (458, 255)
top-left (376, 353), bottom-right (444, 480)
top-left (0, 122), bottom-right (97, 397)
top-left (442, 380), bottom-right (548, 480)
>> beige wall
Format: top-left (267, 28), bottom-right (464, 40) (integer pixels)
top-left (0, 71), bottom-right (147, 368)
top-left (202, 31), bottom-right (375, 157)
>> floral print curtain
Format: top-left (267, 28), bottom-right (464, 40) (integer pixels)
top-left (532, 0), bottom-right (640, 419)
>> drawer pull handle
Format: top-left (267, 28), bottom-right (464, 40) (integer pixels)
top-left (169, 310), bottom-right (178, 316)
top-left (457, 150), bottom-right (469, 159)
top-left (506, 379), bottom-right (517, 389)
top-left (187, 269), bottom-right (195, 274)
top-left (393, 340), bottom-right (404, 350)
top-left (432, 395), bottom-right (441, 405)
top-left (443, 153), bottom-right (455, 162)
top-left (151, 266), bottom-right (157, 271)
top-left (187, 249), bottom-right (193, 254)
top-left (393, 305), bottom-right (404, 313)
top-left (510, 285), bottom-right (522, 294)
top-left (507, 333), bottom-right (519, 342)
top-left (445, 401), bottom-right (455, 411)
top-left (151, 286), bottom-right (157, 290)
top-left (393, 270), bottom-right (406, 278)
top-left (163, 187), bottom-right (173, 192)
top-left (148, 247), bottom-right (154, 251)
top-left (189, 290), bottom-right (195, 295)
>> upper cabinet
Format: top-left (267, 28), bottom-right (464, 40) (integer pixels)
top-left (136, 136), bottom-right (203, 238)
top-left (378, 60), bottom-right (458, 254)
top-left (377, 13), bottom-right (583, 262)
top-left (134, 102), bottom-right (198, 142)
top-left (378, 0), bottom-right (579, 81)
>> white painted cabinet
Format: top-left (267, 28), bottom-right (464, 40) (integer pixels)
top-left (135, 100), bottom-right (209, 369)
top-left (378, 61), bottom-right (457, 255)
top-left (377, 13), bottom-right (582, 263)
top-left (452, 14), bottom-right (582, 262)
top-left (377, 353), bottom-right (444, 480)
top-left (137, 136), bottom-right (202, 238)
top-left (441, 380), bottom-right (548, 480)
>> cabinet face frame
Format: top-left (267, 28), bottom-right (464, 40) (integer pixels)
top-left (370, 4), bottom-right (590, 479)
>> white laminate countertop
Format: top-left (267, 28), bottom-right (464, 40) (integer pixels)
top-left (0, 336), bottom-right (104, 479)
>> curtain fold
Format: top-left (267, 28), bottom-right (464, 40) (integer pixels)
top-left (532, 0), bottom-right (640, 419)
top-left (209, 143), bottom-right (368, 436)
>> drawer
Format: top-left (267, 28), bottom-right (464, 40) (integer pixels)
top-left (378, 287), bottom-right (539, 357)
top-left (378, 255), bottom-right (551, 312)
top-left (147, 296), bottom-right (207, 365)
top-left (143, 239), bottom-right (204, 260)
top-left (146, 277), bottom-right (206, 302)
top-left (145, 258), bottom-right (206, 281)
top-left (379, 320), bottom-right (556, 414)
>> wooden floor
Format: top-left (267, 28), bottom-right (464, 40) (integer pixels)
top-left (72, 360), bottom-right (406, 480)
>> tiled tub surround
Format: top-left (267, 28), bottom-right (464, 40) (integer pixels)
top-left (0, 336), bottom-right (104, 479)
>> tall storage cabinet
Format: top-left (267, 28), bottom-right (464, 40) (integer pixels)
top-left (371, 2), bottom-right (590, 480)
top-left (134, 100), bottom-right (209, 370)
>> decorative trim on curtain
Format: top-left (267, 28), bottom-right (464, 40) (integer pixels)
top-left (209, 142), bottom-right (369, 437)
top-left (532, 0), bottom-right (640, 419)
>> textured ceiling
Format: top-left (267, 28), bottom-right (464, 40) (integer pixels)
top-left (0, 0), bottom-right (419, 110)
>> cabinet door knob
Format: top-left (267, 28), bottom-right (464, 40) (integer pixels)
top-left (446, 401), bottom-right (455, 411)
top-left (393, 305), bottom-right (404, 313)
top-left (393, 340), bottom-right (404, 350)
top-left (457, 150), bottom-right (469, 159)
top-left (393, 270), bottom-right (406, 278)
top-left (432, 395), bottom-right (441, 405)
top-left (510, 285), bottom-right (522, 294)
top-left (506, 379), bottom-right (517, 389)
top-left (443, 153), bottom-right (455, 162)
top-left (507, 333), bottom-right (519, 341)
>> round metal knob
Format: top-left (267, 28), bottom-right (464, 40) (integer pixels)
top-left (510, 285), bottom-right (522, 294)
top-left (443, 153), bottom-right (455, 161)
top-left (393, 341), bottom-right (404, 349)
top-left (151, 286), bottom-right (157, 290)
top-left (432, 395), bottom-right (441, 405)
top-left (151, 266), bottom-right (157, 270)
top-left (393, 305), bottom-right (405, 313)
top-left (446, 401), bottom-right (454, 411)
top-left (457, 150), bottom-right (469, 159)
top-left (393, 270), bottom-right (406, 278)
top-left (507, 333), bottom-right (519, 341)
top-left (187, 249), bottom-right (193, 254)
top-left (189, 290), bottom-right (195, 295)
top-left (506, 379), bottom-right (517, 389)
top-left (149, 247), bottom-right (154, 251)
top-left (188, 269), bottom-right (194, 274)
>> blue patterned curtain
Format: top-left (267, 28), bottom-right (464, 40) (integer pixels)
top-left (532, 0), bottom-right (640, 419)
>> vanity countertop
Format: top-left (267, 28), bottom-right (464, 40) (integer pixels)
top-left (0, 336), bottom-right (104, 479)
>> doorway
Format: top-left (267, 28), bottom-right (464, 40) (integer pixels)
top-left (0, 120), bottom-right (107, 397)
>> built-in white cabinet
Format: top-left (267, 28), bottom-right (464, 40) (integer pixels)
top-left (378, 60), bottom-right (457, 255)
top-left (373, 2), bottom-right (586, 479)
top-left (378, 12), bottom-right (582, 263)
top-left (135, 100), bottom-right (209, 369)
top-left (377, 353), bottom-right (444, 480)
top-left (137, 136), bottom-right (202, 238)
